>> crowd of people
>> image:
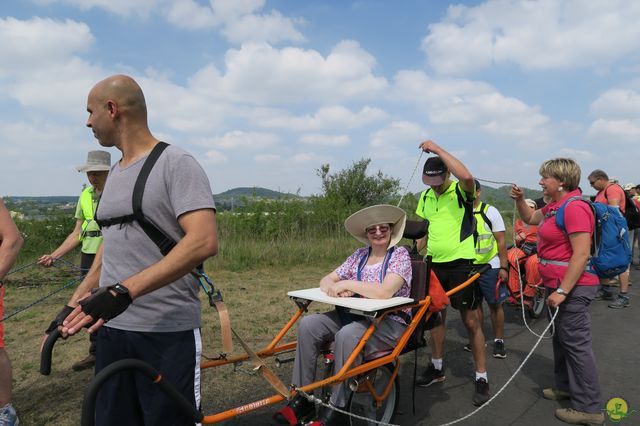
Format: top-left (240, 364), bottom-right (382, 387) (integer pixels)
top-left (0, 74), bottom-right (636, 425)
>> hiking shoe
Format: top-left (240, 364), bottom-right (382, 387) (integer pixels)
top-left (463, 342), bottom-right (487, 352)
top-left (0, 403), bottom-right (19, 426)
top-left (542, 388), bottom-right (571, 401)
top-left (594, 289), bottom-right (613, 301)
top-left (416, 363), bottom-right (445, 387)
top-left (493, 340), bottom-right (506, 359)
top-left (72, 354), bottom-right (96, 372)
top-left (554, 408), bottom-right (604, 425)
top-left (608, 295), bottom-right (630, 309)
top-left (472, 378), bottom-right (490, 406)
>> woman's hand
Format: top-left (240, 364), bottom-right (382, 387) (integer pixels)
top-left (547, 291), bottom-right (566, 308)
top-left (510, 184), bottom-right (524, 200)
top-left (326, 281), bottom-right (351, 297)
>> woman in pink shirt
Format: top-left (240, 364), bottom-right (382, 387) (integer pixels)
top-left (510, 158), bottom-right (603, 426)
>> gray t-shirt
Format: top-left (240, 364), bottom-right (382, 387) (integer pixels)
top-left (97, 145), bottom-right (216, 332)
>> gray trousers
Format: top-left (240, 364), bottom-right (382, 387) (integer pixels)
top-left (292, 310), bottom-right (406, 407)
top-left (552, 285), bottom-right (602, 413)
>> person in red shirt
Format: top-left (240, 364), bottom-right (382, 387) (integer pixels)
top-left (588, 169), bottom-right (630, 308)
top-left (507, 199), bottom-right (542, 300)
top-left (511, 158), bottom-right (603, 426)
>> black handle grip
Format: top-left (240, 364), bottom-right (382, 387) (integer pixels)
top-left (81, 358), bottom-right (203, 426)
top-left (39, 329), bottom-right (61, 376)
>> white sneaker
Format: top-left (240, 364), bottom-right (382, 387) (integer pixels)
top-left (0, 403), bottom-right (19, 426)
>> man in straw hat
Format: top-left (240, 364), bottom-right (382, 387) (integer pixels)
top-left (274, 204), bottom-right (412, 426)
top-left (414, 140), bottom-right (490, 406)
top-left (39, 150), bottom-right (111, 372)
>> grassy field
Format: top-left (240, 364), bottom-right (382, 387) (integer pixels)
top-left (4, 255), bottom-right (344, 425)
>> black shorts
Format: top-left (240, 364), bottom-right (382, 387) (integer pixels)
top-left (431, 259), bottom-right (481, 310)
top-left (95, 326), bottom-right (201, 426)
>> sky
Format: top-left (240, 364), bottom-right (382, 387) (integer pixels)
top-left (2, 0), bottom-right (640, 197)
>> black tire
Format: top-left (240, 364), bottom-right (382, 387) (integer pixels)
top-left (527, 286), bottom-right (547, 319)
top-left (347, 364), bottom-right (399, 426)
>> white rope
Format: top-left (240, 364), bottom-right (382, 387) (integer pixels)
top-left (434, 308), bottom-right (559, 426)
top-left (397, 151), bottom-right (424, 208)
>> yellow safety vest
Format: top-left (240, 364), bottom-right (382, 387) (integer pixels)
top-left (78, 187), bottom-right (100, 241)
top-left (473, 202), bottom-right (498, 264)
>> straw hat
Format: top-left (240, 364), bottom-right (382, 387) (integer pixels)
top-left (344, 204), bottom-right (407, 248)
top-left (76, 150), bottom-right (111, 172)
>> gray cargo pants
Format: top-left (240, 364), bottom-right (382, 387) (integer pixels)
top-left (292, 309), bottom-right (406, 407)
top-left (552, 285), bottom-right (602, 413)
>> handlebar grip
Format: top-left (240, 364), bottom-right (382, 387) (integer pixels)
top-left (40, 329), bottom-right (61, 376)
top-left (81, 358), bottom-right (203, 426)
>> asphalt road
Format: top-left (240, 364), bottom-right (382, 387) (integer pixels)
top-left (218, 268), bottom-right (640, 425)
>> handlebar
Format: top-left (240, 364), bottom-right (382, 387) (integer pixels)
top-left (40, 329), bottom-right (61, 376)
top-left (81, 358), bottom-right (203, 426)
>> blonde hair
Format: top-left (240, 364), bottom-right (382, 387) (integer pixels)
top-left (539, 158), bottom-right (581, 191)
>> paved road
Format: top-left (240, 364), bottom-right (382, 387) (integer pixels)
top-left (220, 268), bottom-right (640, 425)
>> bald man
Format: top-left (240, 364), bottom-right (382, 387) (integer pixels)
top-left (60, 75), bottom-right (218, 425)
top-left (0, 198), bottom-right (23, 425)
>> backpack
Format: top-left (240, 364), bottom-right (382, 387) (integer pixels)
top-left (555, 196), bottom-right (631, 278)
top-left (605, 184), bottom-right (640, 230)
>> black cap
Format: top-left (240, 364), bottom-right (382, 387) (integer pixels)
top-left (474, 179), bottom-right (481, 191)
top-left (422, 156), bottom-right (448, 186)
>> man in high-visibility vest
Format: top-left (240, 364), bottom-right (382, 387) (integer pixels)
top-left (38, 150), bottom-right (110, 371)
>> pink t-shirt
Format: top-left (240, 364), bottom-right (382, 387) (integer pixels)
top-left (538, 190), bottom-right (599, 288)
top-left (595, 184), bottom-right (626, 213)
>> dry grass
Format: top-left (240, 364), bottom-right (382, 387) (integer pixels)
top-left (4, 264), bottom-right (333, 425)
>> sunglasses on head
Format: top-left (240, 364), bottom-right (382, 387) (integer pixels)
top-left (366, 224), bottom-right (391, 235)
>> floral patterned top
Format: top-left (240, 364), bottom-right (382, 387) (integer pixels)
top-left (334, 246), bottom-right (413, 325)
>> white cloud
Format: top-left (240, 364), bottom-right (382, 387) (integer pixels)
top-left (36, 0), bottom-right (156, 17)
top-left (221, 10), bottom-right (305, 45)
top-left (255, 153), bottom-right (281, 164)
top-left (204, 149), bottom-right (228, 164)
top-left (190, 41), bottom-right (388, 105)
top-left (291, 153), bottom-right (316, 163)
top-left (166, 0), bottom-right (216, 30)
top-left (299, 134), bottom-right (350, 147)
top-left (587, 119), bottom-right (640, 143)
top-left (0, 17), bottom-right (93, 75)
top-left (253, 105), bottom-right (388, 131)
top-left (370, 121), bottom-right (426, 148)
top-left (590, 88), bottom-right (640, 119)
top-left (393, 70), bottom-right (549, 140)
top-left (207, 130), bottom-right (280, 150)
top-left (422, 0), bottom-right (640, 75)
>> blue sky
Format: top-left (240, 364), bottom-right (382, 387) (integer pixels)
top-left (2, 0), bottom-right (640, 197)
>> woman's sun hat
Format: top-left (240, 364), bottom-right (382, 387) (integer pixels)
top-left (76, 150), bottom-right (111, 172)
top-left (344, 204), bottom-right (407, 248)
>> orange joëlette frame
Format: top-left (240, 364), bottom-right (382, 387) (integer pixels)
top-left (199, 268), bottom-right (485, 424)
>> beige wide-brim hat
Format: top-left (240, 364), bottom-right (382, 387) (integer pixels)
top-left (344, 204), bottom-right (407, 248)
top-left (76, 150), bottom-right (111, 172)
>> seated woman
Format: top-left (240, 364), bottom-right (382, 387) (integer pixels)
top-left (274, 204), bottom-right (412, 426)
top-left (507, 199), bottom-right (542, 297)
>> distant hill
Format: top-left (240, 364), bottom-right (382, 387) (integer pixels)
top-left (214, 187), bottom-right (302, 210)
top-left (475, 184), bottom-right (544, 211)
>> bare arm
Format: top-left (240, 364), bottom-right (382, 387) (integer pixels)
top-left (63, 208), bottom-right (218, 334)
top-left (494, 230), bottom-right (509, 282)
top-left (0, 199), bottom-right (24, 281)
top-left (547, 232), bottom-right (591, 308)
top-left (38, 219), bottom-right (83, 267)
top-left (419, 140), bottom-right (474, 194)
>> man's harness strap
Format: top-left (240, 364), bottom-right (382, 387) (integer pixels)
top-left (94, 142), bottom-right (233, 354)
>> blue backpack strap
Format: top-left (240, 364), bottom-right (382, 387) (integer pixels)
top-left (554, 196), bottom-right (593, 233)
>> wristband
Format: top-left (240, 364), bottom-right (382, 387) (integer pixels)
top-left (79, 284), bottom-right (133, 324)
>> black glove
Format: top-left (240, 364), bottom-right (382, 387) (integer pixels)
top-left (78, 284), bottom-right (133, 324)
top-left (45, 305), bottom-right (74, 334)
